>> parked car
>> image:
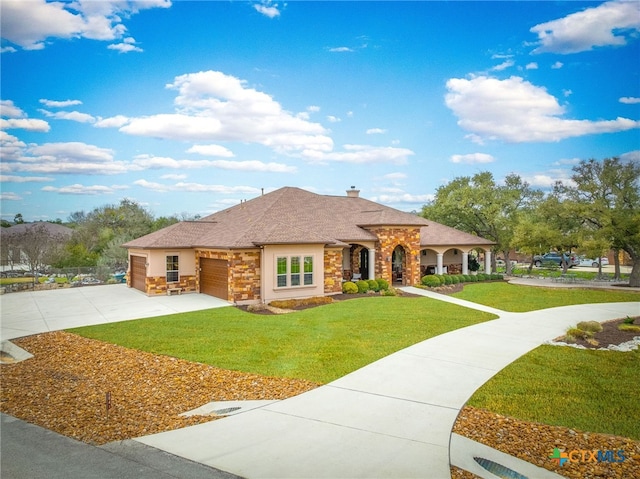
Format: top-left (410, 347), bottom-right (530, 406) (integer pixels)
top-left (577, 257), bottom-right (609, 267)
top-left (533, 252), bottom-right (578, 268)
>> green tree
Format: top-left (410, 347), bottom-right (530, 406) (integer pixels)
top-left (421, 171), bottom-right (541, 274)
top-left (558, 158), bottom-right (640, 287)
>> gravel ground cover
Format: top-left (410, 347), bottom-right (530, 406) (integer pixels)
top-left (1, 328), bottom-right (638, 479)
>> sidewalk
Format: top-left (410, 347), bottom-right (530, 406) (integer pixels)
top-left (135, 289), bottom-right (639, 478)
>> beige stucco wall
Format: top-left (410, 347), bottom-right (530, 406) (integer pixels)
top-left (262, 244), bottom-right (326, 303)
top-left (144, 249), bottom-right (196, 277)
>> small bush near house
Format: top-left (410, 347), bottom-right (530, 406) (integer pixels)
top-left (270, 297), bottom-right (333, 309)
top-left (367, 279), bottom-right (380, 292)
top-left (422, 275), bottom-right (441, 287)
top-left (342, 281), bottom-right (358, 294)
top-left (381, 287), bottom-right (397, 296)
top-left (463, 275), bottom-right (473, 282)
top-left (566, 327), bottom-right (590, 340)
top-left (490, 273), bottom-right (503, 280)
top-left (470, 275), bottom-right (479, 282)
top-left (450, 275), bottom-right (460, 284)
top-left (376, 278), bottom-right (389, 291)
top-left (576, 321), bottom-right (603, 333)
top-left (476, 273), bottom-right (486, 281)
top-left (356, 280), bottom-right (370, 293)
top-left (443, 275), bottom-right (454, 285)
top-left (435, 274), bottom-right (446, 284)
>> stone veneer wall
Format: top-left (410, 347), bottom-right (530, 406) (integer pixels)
top-left (229, 250), bottom-right (261, 303)
top-left (368, 226), bottom-right (422, 286)
top-left (145, 275), bottom-right (197, 295)
top-left (324, 248), bottom-right (344, 294)
top-left (196, 249), bottom-right (261, 303)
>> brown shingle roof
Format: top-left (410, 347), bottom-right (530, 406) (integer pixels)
top-left (124, 186), bottom-right (492, 250)
top-left (420, 221), bottom-right (494, 247)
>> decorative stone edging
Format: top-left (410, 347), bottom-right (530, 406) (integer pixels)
top-left (545, 336), bottom-right (640, 352)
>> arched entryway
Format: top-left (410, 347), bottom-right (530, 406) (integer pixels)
top-left (392, 245), bottom-right (406, 284)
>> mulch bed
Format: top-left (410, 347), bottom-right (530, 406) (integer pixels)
top-left (560, 317), bottom-right (640, 349)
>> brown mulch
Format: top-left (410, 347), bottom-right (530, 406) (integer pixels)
top-left (0, 331), bottom-right (319, 445)
top-left (567, 317), bottom-right (640, 349)
top-left (451, 407), bottom-right (640, 479)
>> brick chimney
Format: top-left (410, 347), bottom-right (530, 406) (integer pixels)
top-left (346, 186), bottom-right (360, 198)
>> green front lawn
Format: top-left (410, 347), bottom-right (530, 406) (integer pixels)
top-left (451, 282), bottom-right (639, 312)
top-left (69, 284), bottom-right (640, 439)
top-left (468, 345), bottom-right (640, 440)
top-left (70, 296), bottom-right (496, 383)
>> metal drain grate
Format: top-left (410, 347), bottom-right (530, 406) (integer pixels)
top-left (213, 407), bottom-right (242, 415)
top-left (474, 457), bottom-right (529, 479)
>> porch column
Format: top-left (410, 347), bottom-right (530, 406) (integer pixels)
top-left (368, 248), bottom-right (375, 280)
top-left (484, 251), bottom-right (492, 275)
top-left (436, 253), bottom-right (444, 275)
top-left (462, 252), bottom-right (469, 275)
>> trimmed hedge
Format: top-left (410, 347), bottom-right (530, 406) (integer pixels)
top-left (342, 281), bottom-right (358, 294)
top-left (367, 279), bottom-right (380, 292)
top-left (356, 280), bottom-right (370, 293)
top-left (421, 275), bottom-right (441, 287)
top-left (376, 278), bottom-right (389, 291)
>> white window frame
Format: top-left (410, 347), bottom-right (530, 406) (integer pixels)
top-left (275, 255), bottom-right (314, 289)
top-left (166, 254), bottom-right (179, 283)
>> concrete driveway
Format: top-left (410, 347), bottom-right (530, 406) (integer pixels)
top-left (0, 284), bottom-right (231, 341)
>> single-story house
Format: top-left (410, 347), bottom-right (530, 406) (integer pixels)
top-left (123, 187), bottom-right (494, 303)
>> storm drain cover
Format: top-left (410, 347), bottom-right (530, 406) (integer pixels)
top-left (213, 407), bottom-right (242, 415)
top-left (474, 457), bottom-right (529, 479)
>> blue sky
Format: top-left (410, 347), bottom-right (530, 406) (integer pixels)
top-left (1, 0), bottom-right (639, 222)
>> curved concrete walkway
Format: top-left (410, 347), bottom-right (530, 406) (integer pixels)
top-left (135, 288), bottom-right (639, 478)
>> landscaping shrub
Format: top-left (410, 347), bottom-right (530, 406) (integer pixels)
top-left (270, 297), bottom-right (333, 309)
top-left (382, 287), bottom-right (397, 296)
top-left (450, 275), bottom-right (460, 284)
top-left (469, 275), bottom-right (479, 282)
top-left (463, 274), bottom-right (473, 282)
top-left (490, 273), bottom-right (503, 280)
top-left (376, 278), bottom-right (389, 291)
top-left (421, 275), bottom-right (441, 287)
top-left (457, 274), bottom-right (467, 283)
top-left (619, 324), bottom-right (640, 333)
top-left (566, 327), bottom-right (590, 339)
top-left (436, 274), bottom-right (446, 284)
top-left (577, 321), bottom-right (603, 333)
top-left (367, 279), bottom-right (380, 292)
top-left (443, 275), bottom-right (454, 285)
top-left (342, 281), bottom-right (358, 294)
top-left (356, 280), bottom-right (370, 293)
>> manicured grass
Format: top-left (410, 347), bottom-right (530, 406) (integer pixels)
top-left (69, 296), bottom-right (496, 384)
top-left (451, 282), bottom-right (639, 312)
top-left (467, 345), bottom-right (640, 440)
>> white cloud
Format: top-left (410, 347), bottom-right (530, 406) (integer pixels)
top-left (0, 131), bottom-right (26, 160)
top-left (525, 62), bottom-right (538, 70)
top-left (551, 61), bottom-right (563, 69)
top-left (39, 109), bottom-right (96, 123)
top-left (254, 1), bottom-right (281, 18)
top-left (450, 153), bottom-right (495, 164)
top-left (530, 1), bottom-right (640, 54)
top-left (301, 144), bottom-right (414, 165)
top-left (620, 150), bottom-right (640, 163)
top-left (1, 175), bottom-right (53, 183)
top-left (39, 99), bottom-right (82, 108)
top-left (620, 97), bottom-right (640, 104)
top-left (563, 89), bottom-right (572, 97)
top-left (132, 154), bottom-right (294, 173)
top-left (384, 172), bottom-right (407, 180)
top-left (492, 60), bottom-right (515, 71)
top-left (160, 173), bottom-right (187, 180)
top-left (134, 179), bottom-right (260, 195)
top-left (42, 184), bottom-right (122, 195)
top-left (327, 115), bottom-right (341, 123)
top-left (116, 70), bottom-right (333, 155)
top-left (1, 100), bottom-right (26, 117)
top-left (522, 169), bottom-right (575, 189)
top-left (329, 47), bottom-right (354, 53)
top-left (0, 192), bottom-right (22, 201)
top-left (370, 193), bottom-right (434, 205)
top-left (366, 128), bottom-right (387, 135)
top-left (94, 115), bottom-right (130, 128)
top-left (187, 144), bottom-right (235, 157)
top-left (445, 75), bottom-right (639, 143)
top-left (0, 0), bottom-right (170, 51)
top-left (108, 38), bottom-right (143, 53)
top-left (0, 118), bottom-right (50, 132)
top-left (307, 105), bottom-right (320, 112)
top-left (2, 141), bottom-right (130, 175)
